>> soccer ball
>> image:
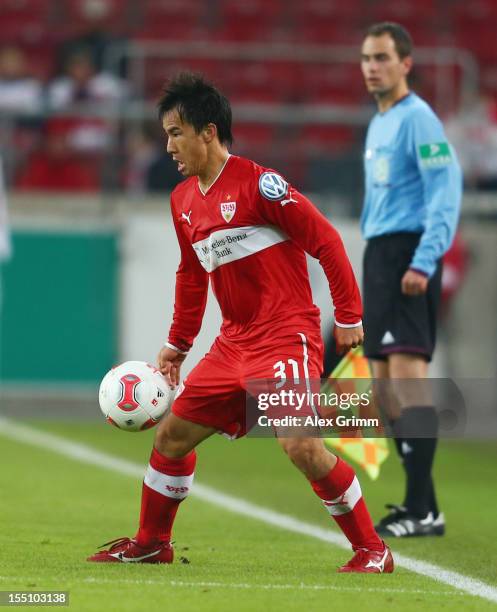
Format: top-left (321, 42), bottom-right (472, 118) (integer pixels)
top-left (99, 361), bottom-right (174, 432)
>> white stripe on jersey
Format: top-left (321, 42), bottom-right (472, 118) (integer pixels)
top-left (192, 225), bottom-right (288, 273)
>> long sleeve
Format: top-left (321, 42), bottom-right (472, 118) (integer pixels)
top-left (257, 177), bottom-right (362, 326)
top-left (167, 195), bottom-right (209, 351)
top-left (408, 110), bottom-right (463, 277)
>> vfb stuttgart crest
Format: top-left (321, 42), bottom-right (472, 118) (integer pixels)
top-left (220, 201), bottom-right (236, 223)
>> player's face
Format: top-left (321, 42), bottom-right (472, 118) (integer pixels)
top-left (361, 34), bottom-right (411, 97)
top-left (163, 108), bottom-right (208, 177)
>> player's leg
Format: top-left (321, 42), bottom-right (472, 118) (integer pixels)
top-left (87, 413), bottom-right (215, 564)
top-left (370, 358), bottom-right (410, 528)
top-left (373, 353), bottom-right (443, 536)
top-left (134, 413), bottom-right (216, 550)
top-left (386, 353), bottom-right (440, 533)
top-left (371, 358), bottom-right (404, 469)
top-left (88, 336), bottom-right (243, 563)
top-left (245, 330), bottom-right (392, 572)
top-left (364, 235), bottom-right (444, 537)
top-left (277, 436), bottom-right (393, 573)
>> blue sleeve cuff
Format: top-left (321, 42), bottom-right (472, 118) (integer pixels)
top-left (409, 266), bottom-right (430, 278)
top-left (409, 258), bottom-right (435, 278)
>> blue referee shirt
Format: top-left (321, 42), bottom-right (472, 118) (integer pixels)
top-left (361, 92), bottom-right (462, 277)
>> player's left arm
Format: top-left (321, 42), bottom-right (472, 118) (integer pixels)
top-left (256, 173), bottom-right (363, 352)
top-left (405, 109), bottom-right (463, 295)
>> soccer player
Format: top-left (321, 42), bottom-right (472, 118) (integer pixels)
top-left (360, 23), bottom-right (462, 537)
top-left (88, 73), bottom-right (393, 572)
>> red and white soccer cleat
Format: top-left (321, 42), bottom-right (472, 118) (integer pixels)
top-left (338, 543), bottom-right (394, 573)
top-left (87, 537), bottom-right (174, 564)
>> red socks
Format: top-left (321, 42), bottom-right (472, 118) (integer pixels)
top-left (136, 449), bottom-right (381, 553)
top-left (135, 447), bottom-right (196, 547)
top-left (310, 457), bottom-right (383, 552)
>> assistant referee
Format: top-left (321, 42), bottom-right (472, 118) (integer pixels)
top-left (360, 23), bottom-right (462, 537)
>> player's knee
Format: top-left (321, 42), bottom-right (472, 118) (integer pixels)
top-left (279, 438), bottom-right (322, 470)
top-left (154, 414), bottom-right (195, 458)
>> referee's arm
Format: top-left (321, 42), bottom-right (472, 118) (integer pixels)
top-left (408, 111), bottom-right (463, 282)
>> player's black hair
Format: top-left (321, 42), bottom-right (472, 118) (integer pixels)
top-left (366, 22), bottom-right (413, 59)
top-left (157, 72), bottom-right (233, 146)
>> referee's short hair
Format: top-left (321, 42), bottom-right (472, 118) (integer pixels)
top-left (366, 22), bottom-right (413, 59)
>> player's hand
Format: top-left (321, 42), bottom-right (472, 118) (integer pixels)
top-left (401, 269), bottom-right (428, 296)
top-left (333, 324), bottom-right (364, 355)
top-left (157, 346), bottom-right (187, 389)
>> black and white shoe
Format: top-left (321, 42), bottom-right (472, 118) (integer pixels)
top-left (377, 512), bottom-right (445, 538)
top-left (375, 504), bottom-right (408, 532)
top-left (432, 511), bottom-right (446, 536)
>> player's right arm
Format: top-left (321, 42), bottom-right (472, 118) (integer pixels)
top-left (161, 193), bottom-right (209, 384)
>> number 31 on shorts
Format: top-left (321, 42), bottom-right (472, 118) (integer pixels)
top-left (273, 358), bottom-right (301, 388)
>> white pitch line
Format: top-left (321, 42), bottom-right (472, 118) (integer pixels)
top-left (0, 575), bottom-right (470, 598)
top-left (85, 577), bottom-right (467, 597)
top-left (1, 417), bottom-right (496, 604)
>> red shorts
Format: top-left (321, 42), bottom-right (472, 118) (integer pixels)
top-left (172, 330), bottom-right (324, 438)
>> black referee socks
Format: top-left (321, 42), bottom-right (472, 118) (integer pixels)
top-left (393, 406), bottom-right (439, 519)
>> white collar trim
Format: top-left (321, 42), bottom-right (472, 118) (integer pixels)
top-left (198, 154), bottom-right (231, 196)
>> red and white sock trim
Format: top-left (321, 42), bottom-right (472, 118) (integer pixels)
top-left (321, 476), bottom-right (362, 516)
top-left (310, 457), bottom-right (383, 552)
top-left (143, 448), bottom-right (196, 500)
top-left (144, 465), bottom-right (193, 500)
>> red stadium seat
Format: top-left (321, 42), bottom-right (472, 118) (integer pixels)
top-left (301, 62), bottom-right (367, 105)
top-left (455, 23), bottom-right (497, 63)
top-left (233, 123), bottom-right (275, 149)
top-left (301, 124), bottom-right (357, 155)
top-left (231, 122), bottom-right (278, 170)
top-left (224, 60), bottom-right (302, 103)
top-left (137, 56), bottom-right (221, 99)
top-left (368, 0), bottom-right (437, 23)
top-left (293, 22), bottom-right (352, 45)
top-left (0, 0), bottom-right (53, 21)
top-left (454, 0), bottom-right (497, 21)
top-left (16, 149), bottom-right (101, 192)
top-left (0, 16), bottom-right (47, 45)
top-left (292, 0), bottom-right (363, 21)
top-left (62, 0), bottom-right (129, 23)
top-left (218, 0), bottom-right (284, 26)
top-left (139, 0), bottom-right (205, 31)
top-left (24, 41), bottom-right (57, 80)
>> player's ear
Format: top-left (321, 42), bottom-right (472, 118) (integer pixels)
top-left (202, 123), bottom-right (217, 144)
top-left (402, 55), bottom-right (413, 77)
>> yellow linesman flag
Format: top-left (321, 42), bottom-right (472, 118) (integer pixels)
top-left (323, 346), bottom-right (389, 480)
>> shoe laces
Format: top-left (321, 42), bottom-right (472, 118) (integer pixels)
top-left (347, 548), bottom-right (370, 565)
top-left (99, 537), bottom-right (133, 551)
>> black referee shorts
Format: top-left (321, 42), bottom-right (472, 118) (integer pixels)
top-left (363, 232), bottom-right (442, 362)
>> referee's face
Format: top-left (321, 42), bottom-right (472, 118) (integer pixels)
top-left (361, 34), bottom-right (411, 98)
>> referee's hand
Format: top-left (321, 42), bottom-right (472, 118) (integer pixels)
top-left (334, 324), bottom-right (364, 355)
top-left (401, 269), bottom-right (428, 296)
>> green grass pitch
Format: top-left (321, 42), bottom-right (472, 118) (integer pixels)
top-left (0, 420), bottom-right (496, 611)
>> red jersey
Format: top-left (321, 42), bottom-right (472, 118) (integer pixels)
top-left (167, 155), bottom-right (362, 352)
